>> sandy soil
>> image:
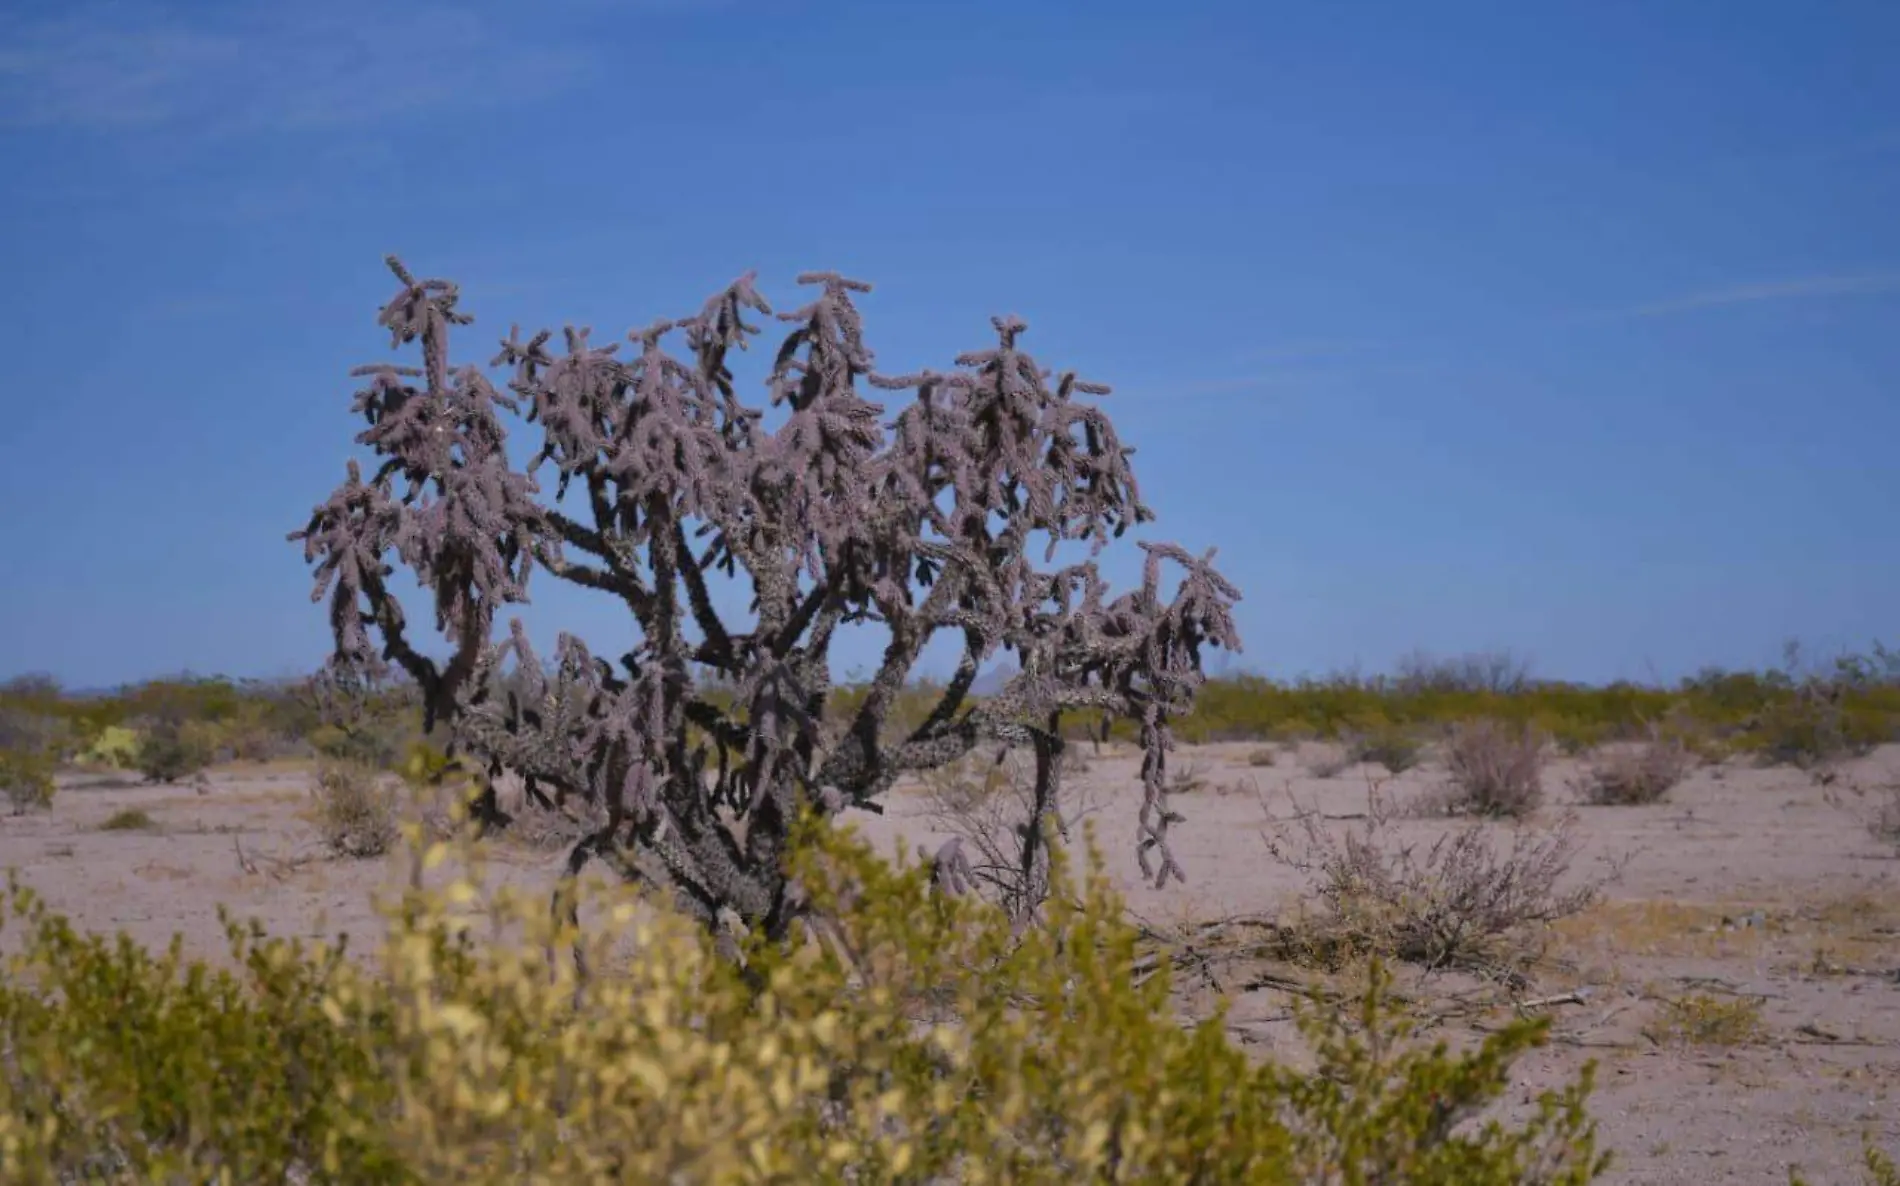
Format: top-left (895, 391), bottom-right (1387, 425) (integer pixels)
top-left (4, 744), bottom-right (1896, 1184)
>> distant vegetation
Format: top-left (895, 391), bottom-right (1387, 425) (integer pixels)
top-left (0, 669), bottom-right (419, 787)
top-left (1163, 644), bottom-right (1900, 770)
top-left (4, 643), bottom-right (1895, 796)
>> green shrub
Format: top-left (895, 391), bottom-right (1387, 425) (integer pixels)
top-left (1349, 724), bottom-right (1425, 774)
top-left (134, 717), bottom-right (214, 784)
top-left (0, 820), bottom-right (1610, 1183)
top-left (0, 748), bottom-right (55, 815)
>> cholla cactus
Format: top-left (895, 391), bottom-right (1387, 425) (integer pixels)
top-left (291, 257), bottom-right (1241, 938)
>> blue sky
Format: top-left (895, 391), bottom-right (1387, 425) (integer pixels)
top-left (2, 0), bottom-right (1896, 690)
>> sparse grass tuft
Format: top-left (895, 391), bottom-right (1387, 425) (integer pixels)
top-left (98, 808), bottom-right (158, 832)
top-left (1642, 992), bottom-right (1765, 1048)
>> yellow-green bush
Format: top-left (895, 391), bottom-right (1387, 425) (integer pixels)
top-left (76, 724), bottom-right (142, 770)
top-left (0, 816), bottom-right (1610, 1183)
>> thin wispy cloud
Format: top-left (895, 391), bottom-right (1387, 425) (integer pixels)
top-left (1570, 272), bottom-right (1900, 323)
top-left (0, 1), bottom-right (634, 134)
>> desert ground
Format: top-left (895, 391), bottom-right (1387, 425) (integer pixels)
top-left (3, 742), bottom-right (1896, 1184)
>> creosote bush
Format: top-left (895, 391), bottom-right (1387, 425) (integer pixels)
top-left (0, 814), bottom-right (1610, 1183)
top-left (133, 715), bottom-right (215, 785)
top-left (1441, 718), bottom-right (1547, 818)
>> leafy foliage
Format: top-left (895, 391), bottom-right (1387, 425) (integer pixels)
top-left (0, 818), bottom-right (1609, 1183)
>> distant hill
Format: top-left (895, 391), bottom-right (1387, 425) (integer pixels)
top-left (969, 664), bottom-right (1018, 696)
